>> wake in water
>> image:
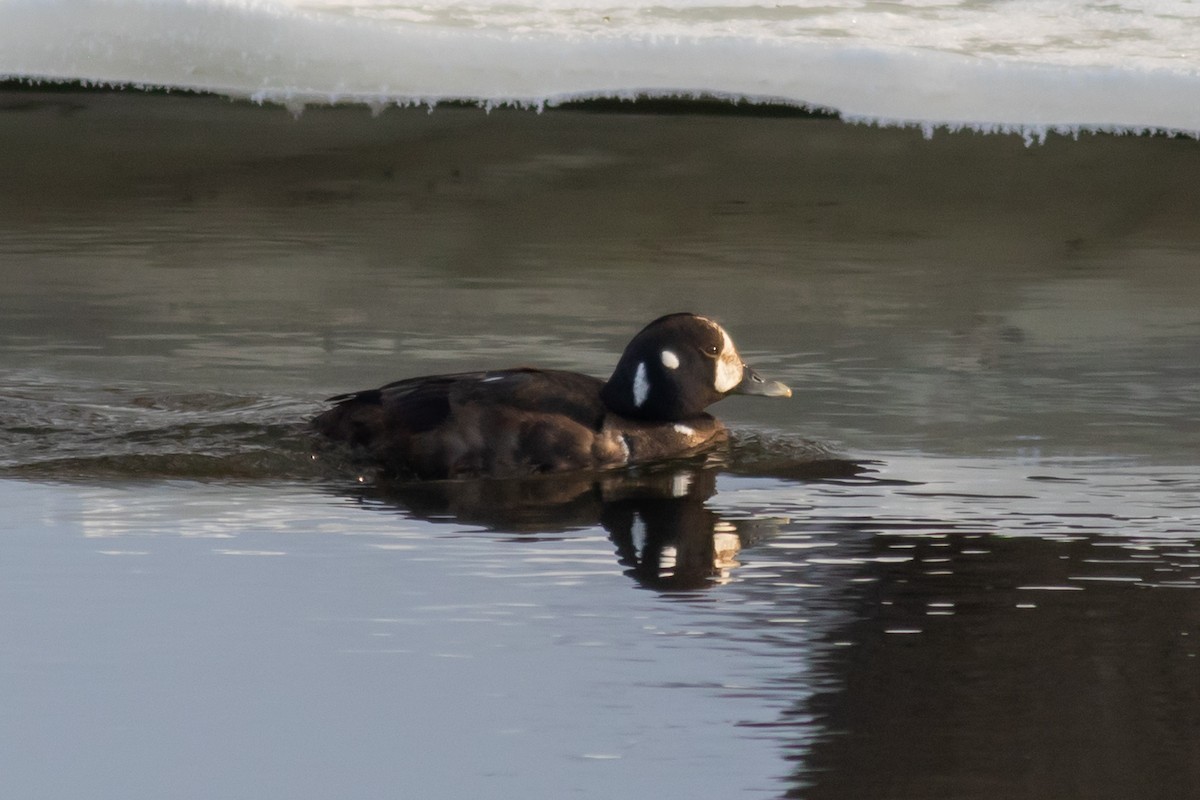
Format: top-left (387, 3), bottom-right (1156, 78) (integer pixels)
top-left (0, 379), bottom-right (321, 480)
top-left (0, 376), bottom-right (859, 485)
top-left (0, 376), bottom-right (870, 591)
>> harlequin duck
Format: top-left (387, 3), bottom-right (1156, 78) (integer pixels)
top-left (313, 313), bottom-right (791, 479)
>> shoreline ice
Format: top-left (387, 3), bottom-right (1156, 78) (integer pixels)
top-left (2, 0), bottom-right (1198, 139)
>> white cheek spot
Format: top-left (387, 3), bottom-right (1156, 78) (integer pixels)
top-left (713, 329), bottom-right (744, 393)
top-left (660, 349), bottom-right (680, 370)
top-left (633, 361), bottom-right (649, 407)
top-left (673, 423), bottom-right (695, 437)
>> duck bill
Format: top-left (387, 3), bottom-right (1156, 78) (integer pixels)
top-left (733, 366), bottom-right (792, 398)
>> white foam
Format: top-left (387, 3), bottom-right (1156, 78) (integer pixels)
top-left (1, 0), bottom-right (1198, 137)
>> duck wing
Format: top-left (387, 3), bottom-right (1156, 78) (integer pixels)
top-left (448, 369), bottom-right (607, 430)
top-left (313, 368), bottom-right (607, 456)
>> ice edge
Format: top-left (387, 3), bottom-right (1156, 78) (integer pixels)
top-left (3, 0), bottom-right (1199, 144)
top-left (6, 74), bottom-right (1199, 145)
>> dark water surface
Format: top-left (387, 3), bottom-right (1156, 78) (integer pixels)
top-left (2, 91), bottom-right (1199, 798)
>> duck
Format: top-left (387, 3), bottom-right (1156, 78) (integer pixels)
top-left (312, 313), bottom-right (792, 479)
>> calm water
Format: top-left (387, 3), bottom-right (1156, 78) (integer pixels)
top-left (2, 91), bottom-right (1199, 799)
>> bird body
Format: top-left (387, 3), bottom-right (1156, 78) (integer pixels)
top-left (314, 314), bottom-right (790, 479)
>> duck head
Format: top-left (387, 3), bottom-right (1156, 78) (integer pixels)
top-left (600, 313), bottom-right (792, 421)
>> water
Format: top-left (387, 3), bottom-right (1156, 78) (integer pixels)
top-left (2, 90), bottom-right (1200, 798)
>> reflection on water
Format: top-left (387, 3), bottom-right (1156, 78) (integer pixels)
top-left (355, 457), bottom-right (865, 590)
top-left (2, 89), bottom-right (1200, 799)
top-left (6, 459), bottom-right (1197, 798)
top-left (781, 494), bottom-right (1200, 800)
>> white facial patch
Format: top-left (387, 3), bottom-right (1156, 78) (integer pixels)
top-left (660, 349), bottom-right (680, 370)
top-left (673, 423), bottom-right (695, 437)
top-left (713, 327), bottom-right (744, 393)
top-left (633, 361), bottom-right (650, 407)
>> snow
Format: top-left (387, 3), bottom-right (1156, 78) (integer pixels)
top-left (2, 0), bottom-right (1198, 137)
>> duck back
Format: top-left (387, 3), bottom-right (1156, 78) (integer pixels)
top-left (314, 369), bottom-right (623, 479)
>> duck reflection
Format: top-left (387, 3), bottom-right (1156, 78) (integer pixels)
top-left (598, 467), bottom-right (742, 590)
top-left (348, 454), bottom-right (864, 591)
